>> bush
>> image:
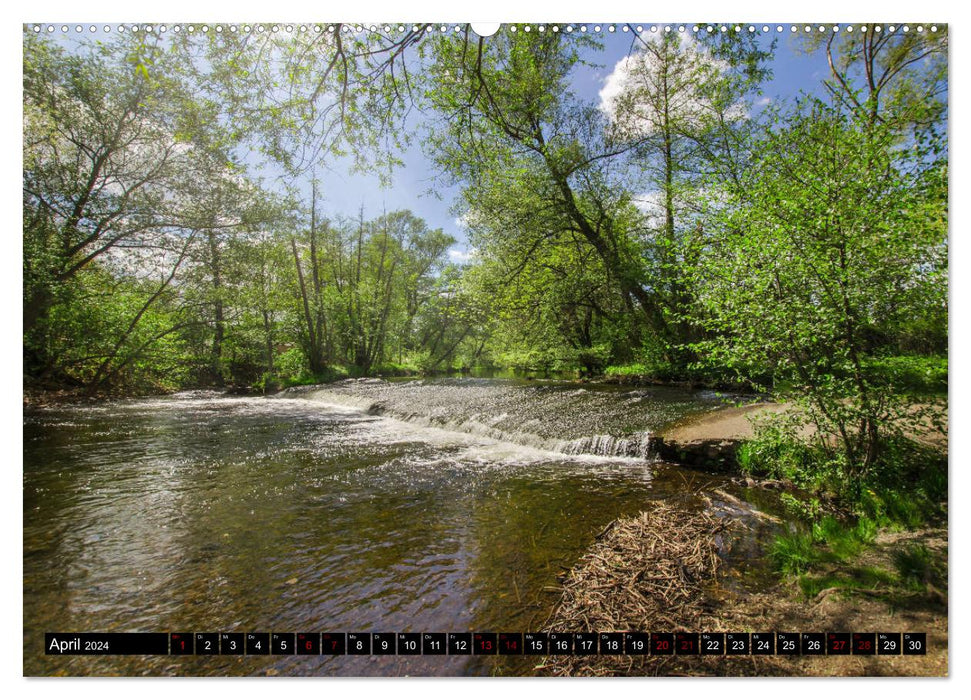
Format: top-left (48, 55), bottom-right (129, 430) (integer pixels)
top-left (853, 438), bottom-right (947, 528)
top-left (275, 347), bottom-right (308, 381)
top-left (863, 355), bottom-right (947, 395)
top-left (778, 493), bottom-right (823, 522)
top-left (736, 414), bottom-right (837, 487)
top-left (739, 413), bottom-right (946, 530)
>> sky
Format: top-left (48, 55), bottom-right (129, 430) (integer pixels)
top-left (8, 5), bottom-right (964, 700)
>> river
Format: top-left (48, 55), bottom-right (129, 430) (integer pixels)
top-left (23, 378), bottom-right (780, 676)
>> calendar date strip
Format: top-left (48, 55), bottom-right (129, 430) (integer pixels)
top-left (46, 631), bottom-right (927, 656)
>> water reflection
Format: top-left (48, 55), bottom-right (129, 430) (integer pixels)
top-left (24, 382), bottom-right (748, 676)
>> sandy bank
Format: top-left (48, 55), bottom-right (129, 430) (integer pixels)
top-left (662, 403), bottom-right (791, 442)
top-left (661, 400), bottom-right (947, 451)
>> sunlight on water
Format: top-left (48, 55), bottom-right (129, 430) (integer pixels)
top-left (24, 380), bottom-right (766, 676)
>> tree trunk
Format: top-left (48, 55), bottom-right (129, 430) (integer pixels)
top-left (208, 232), bottom-right (225, 387)
top-left (291, 237), bottom-right (323, 375)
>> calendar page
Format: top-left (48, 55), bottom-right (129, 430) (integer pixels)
top-left (22, 10), bottom-right (949, 679)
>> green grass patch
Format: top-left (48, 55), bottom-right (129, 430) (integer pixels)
top-left (770, 530), bottom-right (819, 575)
top-left (797, 566), bottom-right (897, 598)
top-left (853, 440), bottom-right (947, 529)
top-left (771, 514), bottom-right (880, 576)
top-left (604, 361), bottom-right (678, 381)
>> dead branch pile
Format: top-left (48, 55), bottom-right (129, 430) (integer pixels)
top-left (539, 504), bottom-right (731, 676)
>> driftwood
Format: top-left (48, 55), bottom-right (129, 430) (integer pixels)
top-left (541, 504), bottom-right (732, 676)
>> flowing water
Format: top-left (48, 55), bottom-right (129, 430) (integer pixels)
top-left (23, 378), bottom-right (781, 676)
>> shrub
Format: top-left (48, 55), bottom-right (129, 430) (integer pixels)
top-left (863, 355), bottom-right (947, 395)
top-left (736, 414), bottom-right (833, 487)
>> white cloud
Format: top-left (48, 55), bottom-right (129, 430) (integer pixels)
top-left (599, 32), bottom-right (745, 138)
top-left (447, 247), bottom-right (476, 264)
top-left (632, 190), bottom-right (667, 230)
top-left (598, 56), bottom-right (633, 118)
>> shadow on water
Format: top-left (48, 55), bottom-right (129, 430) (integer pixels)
top-left (23, 380), bottom-right (783, 676)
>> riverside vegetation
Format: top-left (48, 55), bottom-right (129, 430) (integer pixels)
top-left (23, 24), bottom-right (948, 653)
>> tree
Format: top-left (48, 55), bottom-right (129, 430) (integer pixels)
top-left (689, 98), bottom-right (946, 476)
top-left (171, 24), bottom-right (432, 179)
top-left (424, 30), bottom-right (672, 353)
top-left (804, 23), bottom-right (947, 133)
top-left (23, 31), bottom-right (279, 390)
top-left (602, 32), bottom-right (737, 348)
top-left (23, 33), bottom-right (190, 373)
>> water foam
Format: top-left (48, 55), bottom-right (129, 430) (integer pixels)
top-left (294, 386), bottom-right (657, 461)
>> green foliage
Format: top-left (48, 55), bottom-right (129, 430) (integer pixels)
top-left (772, 514), bottom-right (880, 578)
top-left (800, 23), bottom-right (947, 137)
top-left (742, 412), bottom-right (946, 530)
top-left (689, 96), bottom-right (946, 478)
top-left (777, 493), bottom-right (824, 522)
top-left (35, 265), bottom-right (192, 392)
top-left (863, 356), bottom-right (947, 395)
top-left (797, 567), bottom-right (897, 598)
top-left (735, 414), bottom-right (834, 487)
top-left (811, 515), bottom-right (879, 560)
top-left (851, 436), bottom-right (947, 528)
top-left (275, 347), bottom-right (309, 382)
top-left (23, 28), bottom-right (947, 417)
top-left (770, 529), bottom-right (818, 575)
top-left (605, 363), bottom-right (659, 378)
top-left (793, 538), bottom-right (944, 600)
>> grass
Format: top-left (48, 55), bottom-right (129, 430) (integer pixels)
top-left (735, 420), bottom-right (831, 487)
top-left (893, 544), bottom-right (935, 591)
top-left (794, 545), bottom-right (944, 601)
top-left (760, 430), bottom-right (946, 601)
top-left (797, 566), bottom-right (897, 598)
top-left (604, 362), bottom-right (676, 381)
top-left (770, 530), bottom-right (818, 575)
top-left (770, 515), bottom-right (880, 576)
top-left (775, 525), bottom-right (943, 600)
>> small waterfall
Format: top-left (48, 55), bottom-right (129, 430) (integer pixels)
top-left (288, 381), bottom-right (664, 461)
top-left (556, 433), bottom-right (656, 460)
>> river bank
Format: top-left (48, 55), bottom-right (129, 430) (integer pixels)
top-left (540, 505), bottom-right (947, 676)
top-left (537, 399), bottom-right (949, 676)
top-left (656, 399), bottom-right (947, 470)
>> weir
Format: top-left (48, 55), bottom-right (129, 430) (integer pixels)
top-left (288, 378), bottom-right (716, 460)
